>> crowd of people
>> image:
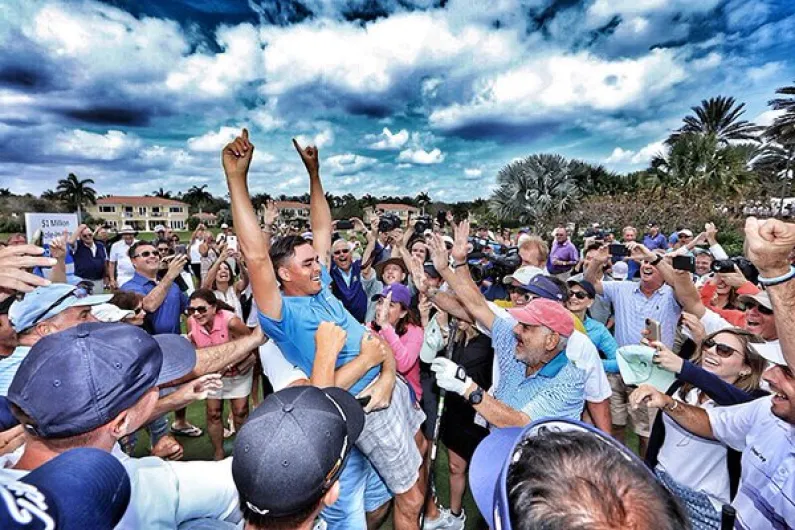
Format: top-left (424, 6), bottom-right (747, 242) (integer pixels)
top-left (0, 128), bottom-right (794, 530)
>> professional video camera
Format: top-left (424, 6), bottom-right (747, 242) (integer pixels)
top-left (378, 213), bottom-right (402, 233)
top-left (413, 214), bottom-right (434, 234)
top-left (467, 244), bottom-right (521, 285)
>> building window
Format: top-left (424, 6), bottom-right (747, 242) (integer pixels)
top-left (169, 207), bottom-right (182, 213)
top-left (99, 206), bottom-right (115, 213)
top-left (171, 220), bottom-right (185, 230)
top-left (138, 207), bottom-right (146, 215)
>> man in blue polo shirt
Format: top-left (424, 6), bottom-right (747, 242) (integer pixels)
top-left (69, 224), bottom-right (109, 294)
top-left (122, 241), bottom-right (189, 335)
top-left (642, 221), bottom-right (668, 250)
top-left (224, 130), bottom-right (425, 530)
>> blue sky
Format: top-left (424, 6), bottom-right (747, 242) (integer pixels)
top-left (1, 0), bottom-right (793, 202)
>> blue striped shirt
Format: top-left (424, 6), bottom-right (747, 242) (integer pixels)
top-left (0, 346), bottom-right (30, 396)
top-left (708, 397), bottom-right (795, 529)
top-left (601, 281), bottom-right (680, 348)
top-left (491, 315), bottom-right (585, 422)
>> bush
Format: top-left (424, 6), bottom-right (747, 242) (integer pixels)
top-left (0, 218), bottom-right (24, 233)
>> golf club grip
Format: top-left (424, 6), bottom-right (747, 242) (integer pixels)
top-left (720, 505), bottom-right (736, 530)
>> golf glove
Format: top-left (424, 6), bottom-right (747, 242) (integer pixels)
top-left (431, 357), bottom-right (472, 396)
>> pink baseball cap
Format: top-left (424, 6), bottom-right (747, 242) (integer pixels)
top-left (507, 299), bottom-right (574, 337)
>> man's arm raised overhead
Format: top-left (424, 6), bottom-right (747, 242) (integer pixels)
top-left (223, 128), bottom-right (282, 320)
top-left (293, 139), bottom-right (332, 267)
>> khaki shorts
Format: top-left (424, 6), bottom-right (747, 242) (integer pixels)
top-left (608, 373), bottom-right (657, 438)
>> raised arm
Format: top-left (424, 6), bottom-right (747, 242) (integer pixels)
top-left (431, 221), bottom-right (495, 330)
top-left (584, 245), bottom-right (609, 295)
top-left (235, 256), bottom-right (250, 294)
top-left (201, 244), bottom-right (228, 290)
top-left (360, 216), bottom-right (379, 277)
top-left (293, 139), bottom-right (331, 266)
top-left (141, 256), bottom-right (187, 313)
top-left (69, 224), bottom-right (87, 247)
top-left (223, 129), bottom-right (282, 320)
top-left (744, 217), bottom-right (795, 372)
top-left (409, 258), bottom-right (475, 323)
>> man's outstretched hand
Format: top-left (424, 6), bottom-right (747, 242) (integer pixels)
top-left (292, 138), bottom-right (319, 176)
top-left (744, 217), bottom-right (795, 277)
top-left (222, 128), bottom-right (254, 180)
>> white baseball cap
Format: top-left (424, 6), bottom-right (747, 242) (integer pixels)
top-left (612, 261), bottom-right (629, 280)
top-left (91, 304), bottom-right (135, 323)
top-left (750, 341), bottom-right (785, 366)
top-left (221, 223), bottom-right (229, 229)
top-left (502, 266), bottom-right (544, 286)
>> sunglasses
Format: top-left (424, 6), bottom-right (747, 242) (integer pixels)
top-left (333, 248), bottom-right (350, 256)
top-left (569, 291), bottom-right (589, 300)
top-left (702, 338), bottom-right (742, 358)
top-left (31, 288), bottom-right (88, 327)
top-left (739, 301), bottom-right (773, 315)
top-left (133, 306), bottom-right (145, 315)
top-left (134, 250), bottom-right (160, 259)
top-left (186, 306), bottom-right (209, 315)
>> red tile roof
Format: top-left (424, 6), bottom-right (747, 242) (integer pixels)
top-left (97, 196), bottom-right (188, 207)
top-left (274, 201), bottom-right (308, 209)
top-left (192, 212), bottom-right (217, 219)
top-left (373, 203), bottom-right (419, 211)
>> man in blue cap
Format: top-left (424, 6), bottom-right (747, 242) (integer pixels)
top-left (233, 386), bottom-right (365, 530)
top-left (1, 322), bottom-right (241, 529)
top-left (468, 418), bottom-right (687, 530)
top-left (0, 283), bottom-right (111, 395)
top-left (0, 447), bottom-right (131, 530)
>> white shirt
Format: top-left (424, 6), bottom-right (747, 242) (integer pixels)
top-left (478, 302), bottom-right (611, 403)
top-left (109, 239), bottom-right (136, 287)
top-left (657, 388), bottom-right (729, 510)
top-left (0, 446), bottom-right (240, 530)
top-left (190, 240), bottom-right (203, 264)
top-left (259, 340), bottom-right (307, 391)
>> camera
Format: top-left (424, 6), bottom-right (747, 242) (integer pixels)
top-left (378, 213), bottom-right (402, 233)
top-left (335, 219), bottom-right (354, 231)
top-left (672, 255), bottom-right (695, 273)
top-left (609, 243), bottom-right (628, 258)
top-left (711, 259), bottom-right (735, 274)
top-left (413, 215), bottom-right (433, 234)
top-left (467, 246), bottom-right (521, 285)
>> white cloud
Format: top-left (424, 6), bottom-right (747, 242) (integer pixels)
top-left (464, 167), bottom-right (483, 178)
top-left (429, 49), bottom-right (688, 132)
top-left (367, 127), bottom-right (410, 150)
top-left (325, 153), bottom-right (377, 176)
top-left (747, 61), bottom-right (783, 83)
top-left (754, 109), bottom-right (786, 127)
top-left (48, 129), bottom-right (142, 161)
top-left (604, 140), bottom-right (665, 165)
top-left (187, 126), bottom-right (241, 152)
top-left (398, 147), bottom-right (445, 165)
top-left (295, 127), bottom-right (335, 149)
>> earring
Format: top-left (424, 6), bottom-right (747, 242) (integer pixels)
top-left (739, 371), bottom-right (749, 377)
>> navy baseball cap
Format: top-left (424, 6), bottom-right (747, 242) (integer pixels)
top-left (8, 284), bottom-right (111, 333)
top-left (423, 262), bottom-right (441, 279)
top-left (0, 447), bottom-right (131, 530)
top-left (470, 419), bottom-right (652, 530)
top-left (518, 275), bottom-right (565, 302)
top-left (7, 323), bottom-right (194, 438)
top-left (0, 397), bottom-right (18, 431)
top-left (567, 278), bottom-right (596, 299)
top-left (233, 386), bottom-right (365, 517)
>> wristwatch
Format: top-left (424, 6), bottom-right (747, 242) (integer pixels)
top-left (468, 386), bottom-right (484, 405)
top-left (650, 254), bottom-right (663, 266)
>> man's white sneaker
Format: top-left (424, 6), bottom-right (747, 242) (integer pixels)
top-left (422, 507), bottom-right (466, 530)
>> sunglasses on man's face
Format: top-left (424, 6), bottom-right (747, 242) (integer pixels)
top-left (186, 306), bottom-right (209, 315)
top-left (134, 250), bottom-right (160, 259)
top-left (739, 301), bottom-right (773, 315)
top-left (333, 248), bottom-right (350, 256)
top-left (702, 338), bottom-right (742, 358)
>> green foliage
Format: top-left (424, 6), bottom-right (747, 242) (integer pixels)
top-left (0, 218), bottom-right (24, 233)
top-left (187, 216), bottom-right (201, 231)
top-left (669, 96), bottom-right (763, 144)
top-left (56, 173), bottom-right (97, 218)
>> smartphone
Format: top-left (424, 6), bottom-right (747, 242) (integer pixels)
top-left (609, 243), bottom-right (628, 258)
top-left (226, 235), bottom-right (238, 252)
top-left (645, 318), bottom-right (661, 343)
top-left (672, 255), bottom-right (695, 273)
top-left (356, 395), bottom-right (371, 408)
top-left (336, 219), bottom-right (354, 230)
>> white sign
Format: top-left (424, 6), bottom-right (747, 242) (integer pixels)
top-left (24, 213), bottom-right (79, 245)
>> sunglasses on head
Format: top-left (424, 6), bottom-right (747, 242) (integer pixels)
top-left (702, 338), bottom-right (742, 358)
top-left (333, 248), bottom-right (350, 256)
top-left (739, 301), bottom-right (773, 315)
top-left (134, 250), bottom-right (160, 259)
top-left (186, 306), bottom-right (209, 315)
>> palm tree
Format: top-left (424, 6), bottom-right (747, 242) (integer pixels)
top-left (669, 96), bottom-right (763, 145)
top-left (415, 192), bottom-right (431, 214)
top-left (182, 185), bottom-right (214, 210)
top-left (151, 187), bottom-right (173, 199)
top-left (489, 154), bottom-right (581, 231)
top-left (767, 81), bottom-right (795, 147)
top-left (56, 173), bottom-right (97, 221)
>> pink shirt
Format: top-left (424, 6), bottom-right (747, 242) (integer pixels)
top-left (188, 309), bottom-right (235, 348)
top-left (375, 323), bottom-right (423, 400)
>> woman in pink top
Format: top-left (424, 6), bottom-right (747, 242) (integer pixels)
top-left (370, 283), bottom-right (424, 401)
top-left (187, 288), bottom-right (253, 460)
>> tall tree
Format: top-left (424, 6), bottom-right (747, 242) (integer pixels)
top-left (150, 187), bottom-right (173, 199)
top-left (182, 185), bottom-right (214, 210)
top-left (669, 96), bottom-right (763, 145)
top-left (415, 192), bottom-right (431, 214)
top-left (766, 81), bottom-right (795, 147)
top-left (489, 154), bottom-right (581, 231)
top-left (56, 173), bottom-right (97, 221)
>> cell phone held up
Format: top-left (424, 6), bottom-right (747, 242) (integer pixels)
top-left (609, 243), bottom-right (628, 258)
top-left (335, 219), bottom-right (354, 231)
top-left (672, 255), bottom-right (695, 273)
top-left (645, 318), bottom-right (661, 343)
